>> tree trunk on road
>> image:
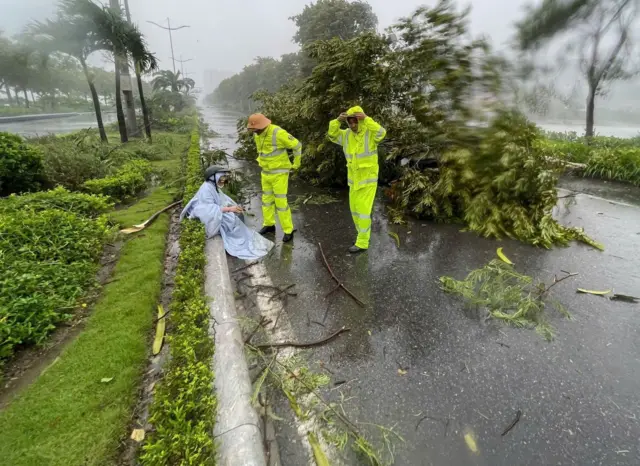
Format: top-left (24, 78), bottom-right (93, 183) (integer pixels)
top-left (586, 84), bottom-right (596, 138)
top-left (115, 61), bottom-right (128, 143)
top-left (81, 58), bottom-right (108, 143)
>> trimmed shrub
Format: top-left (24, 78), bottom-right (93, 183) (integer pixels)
top-left (0, 132), bottom-right (46, 196)
top-left (83, 159), bottom-right (152, 202)
top-left (0, 186), bottom-right (113, 217)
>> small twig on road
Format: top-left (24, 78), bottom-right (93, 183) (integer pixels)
top-left (318, 242), bottom-right (366, 307)
top-left (325, 283), bottom-right (341, 298)
top-left (235, 272), bottom-right (254, 284)
top-left (255, 327), bottom-right (350, 350)
top-left (501, 410), bottom-right (522, 437)
top-left (474, 409), bottom-right (491, 420)
top-left (268, 284), bottom-right (296, 303)
top-left (244, 316), bottom-right (271, 344)
top-left (232, 261), bottom-right (258, 274)
top-left (497, 342), bottom-right (510, 348)
top-left (311, 320), bottom-right (326, 328)
top-left (539, 271), bottom-right (578, 297)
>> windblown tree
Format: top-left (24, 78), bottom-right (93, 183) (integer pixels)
top-left (151, 70), bottom-right (189, 93)
top-left (516, 0), bottom-right (640, 137)
top-left (32, 1), bottom-right (117, 141)
top-left (233, 0), bottom-right (601, 249)
top-left (290, 0), bottom-right (378, 44)
top-left (32, 0), bottom-right (156, 143)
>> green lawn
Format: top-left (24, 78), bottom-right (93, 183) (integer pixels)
top-left (0, 188), bottom-right (178, 465)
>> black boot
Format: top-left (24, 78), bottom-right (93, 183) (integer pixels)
top-left (258, 225), bottom-right (276, 235)
top-left (348, 245), bottom-right (366, 254)
top-left (282, 231), bottom-right (295, 243)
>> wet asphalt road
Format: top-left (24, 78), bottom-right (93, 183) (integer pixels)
top-left (203, 107), bottom-right (640, 466)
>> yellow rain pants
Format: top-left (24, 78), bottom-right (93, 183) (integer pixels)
top-left (261, 171), bottom-right (294, 234)
top-left (350, 183), bottom-right (377, 249)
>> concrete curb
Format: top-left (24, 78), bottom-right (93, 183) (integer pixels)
top-left (205, 237), bottom-right (266, 466)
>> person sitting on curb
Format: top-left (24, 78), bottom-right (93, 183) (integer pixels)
top-left (246, 113), bottom-right (302, 243)
top-left (180, 165), bottom-right (274, 260)
top-left (327, 105), bottom-right (386, 254)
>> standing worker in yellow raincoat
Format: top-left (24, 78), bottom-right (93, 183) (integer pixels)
top-left (328, 106), bottom-right (386, 253)
top-left (247, 113), bottom-right (302, 242)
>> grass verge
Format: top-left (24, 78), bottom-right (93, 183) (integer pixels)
top-left (0, 166), bottom-right (184, 464)
top-left (141, 127), bottom-right (217, 464)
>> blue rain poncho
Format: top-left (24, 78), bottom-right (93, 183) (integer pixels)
top-left (180, 175), bottom-right (273, 260)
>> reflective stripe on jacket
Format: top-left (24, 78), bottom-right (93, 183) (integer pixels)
top-left (327, 106), bottom-right (386, 190)
top-left (253, 124), bottom-right (302, 172)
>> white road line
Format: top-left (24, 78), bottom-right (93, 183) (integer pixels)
top-left (248, 260), bottom-right (343, 466)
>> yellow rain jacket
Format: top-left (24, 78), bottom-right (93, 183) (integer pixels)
top-left (253, 124), bottom-right (302, 174)
top-left (327, 106), bottom-right (386, 249)
top-left (327, 106), bottom-right (386, 190)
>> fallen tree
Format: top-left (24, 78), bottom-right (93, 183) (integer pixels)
top-left (233, 0), bottom-right (602, 249)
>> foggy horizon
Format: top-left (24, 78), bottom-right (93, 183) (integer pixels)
top-left (0, 0), bottom-right (529, 80)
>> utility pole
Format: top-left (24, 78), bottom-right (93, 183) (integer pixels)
top-left (109, 0), bottom-right (138, 137)
top-left (147, 18), bottom-right (190, 75)
top-left (174, 55), bottom-right (193, 78)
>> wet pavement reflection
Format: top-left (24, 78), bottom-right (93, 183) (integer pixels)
top-left (202, 107), bottom-right (640, 466)
top-left (0, 112), bottom-right (116, 138)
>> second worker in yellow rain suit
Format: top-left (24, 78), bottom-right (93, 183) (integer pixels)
top-left (247, 113), bottom-right (301, 243)
top-left (328, 106), bottom-right (386, 253)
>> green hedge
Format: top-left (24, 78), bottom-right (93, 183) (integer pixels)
top-left (0, 186), bottom-right (113, 217)
top-left (0, 132), bottom-right (46, 196)
top-left (0, 190), bottom-right (111, 361)
top-left (141, 125), bottom-right (217, 465)
top-left (540, 137), bottom-right (640, 186)
top-left (83, 159), bottom-right (152, 203)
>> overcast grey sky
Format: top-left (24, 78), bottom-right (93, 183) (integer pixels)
top-left (0, 0), bottom-right (529, 82)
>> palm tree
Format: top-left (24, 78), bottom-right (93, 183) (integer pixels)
top-left (33, 0), bottom-right (157, 143)
top-left (182, 77), bottom-right (196, 94)
top-left (123, 0), bottom-right (155, 141)
top-left (31, 11), bottom-right (110, 141)
top-left (152, 69), bottom-right (186, 93)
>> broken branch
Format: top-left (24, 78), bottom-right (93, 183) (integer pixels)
top-left (318, 242), bottom-right (366, 307)
top-left (244, 316), bottom-right (272, 344)
top-left (255, 327), bottom-right (350, 350)
top-left (232, 261), bottom-right (258, 274)
top-left (120, 201), bottom-right (181, 234)
top-left (539, 271), bottom-right (578, 297)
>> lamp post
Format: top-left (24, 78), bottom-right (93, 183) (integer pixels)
top-left (147, 18), bottom-right (190, 74)
top-left (174, 55), bottom-right (193, 77)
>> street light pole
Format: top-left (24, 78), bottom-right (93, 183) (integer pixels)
top-left (147, 18), bottom-right (190, 75)
top-left (167, 18), bottom-right (176, 74)
top-left (175, 55), bottom-right (193, 77)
